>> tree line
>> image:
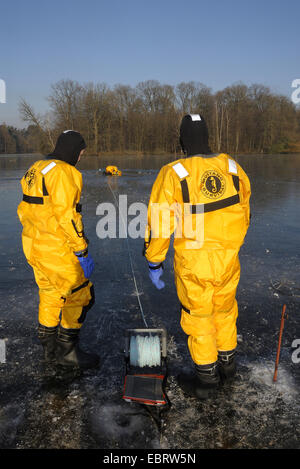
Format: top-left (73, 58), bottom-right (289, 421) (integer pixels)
top-left (0, 124), bottom-right (41, 154)
top-left (1, 79), bottom-right (299, 155)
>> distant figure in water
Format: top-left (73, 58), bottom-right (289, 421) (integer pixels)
top-left (104, 165), bottom-right (122, 176)
top-left (144, 114), bottom-right (251, 399)
top-left (17, 131), bottom-right (99, 370)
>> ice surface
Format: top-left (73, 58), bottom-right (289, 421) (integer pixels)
top-left (0, 154), bottom-right (300, 449)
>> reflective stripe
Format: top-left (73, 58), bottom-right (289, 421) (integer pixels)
top-left (41, 162), bottom-right (56, 175)
top-left (172, 162), bottom-right (189, 179)
top-left (190, 114), bottom-right (201, 121)
top-left (190, 194), bottom-right (240, 214)
top-left (228, 159), bottom-right (238, 175)
top-left (23, 194), bottom-right (44, 204)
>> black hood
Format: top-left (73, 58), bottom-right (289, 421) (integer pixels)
top-left (180, 114), bottom-right (211, 156)
top-left (48, 130), bottom-right (86, 166)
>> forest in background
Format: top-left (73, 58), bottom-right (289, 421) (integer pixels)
top-left (1, 79), bottom-right (300, 155)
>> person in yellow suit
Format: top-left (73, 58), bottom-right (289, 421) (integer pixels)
top-left (104, 166), bottom-right (122, 176)
top-left (17, 130), bottom-right (99, 369)
top-left (144, 114), bottom-right (251, 398)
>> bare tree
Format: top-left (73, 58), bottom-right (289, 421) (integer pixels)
top-left (17, 79), bottom-right (300, 156)
top-left (19, 98), bottom-right (55, 149)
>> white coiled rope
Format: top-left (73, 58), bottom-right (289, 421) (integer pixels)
top-left (129, 335), bottom-right (161, 367)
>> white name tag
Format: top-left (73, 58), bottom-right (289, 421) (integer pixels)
top-left (228, 159), bottom-right (238, 175)
top-left (172, 163), bottom-right (189, 179)
top-left (41, 161), bottom-right (56, 175)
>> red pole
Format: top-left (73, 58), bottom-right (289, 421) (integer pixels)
top-left (273, 304), bottom-right (287, 382)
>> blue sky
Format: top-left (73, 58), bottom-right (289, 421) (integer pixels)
top-left (1, 0), bottom-right (299, 127)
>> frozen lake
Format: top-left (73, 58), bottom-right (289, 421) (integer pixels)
top-left (0, 152), bottom-right (300, 449)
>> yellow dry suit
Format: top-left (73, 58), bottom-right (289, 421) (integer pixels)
top-left (105, 165), bottom-right (122, 176)
top-left (144, 153), bottom-right (251, 365)
top-left (17, 159), bottom-right (94, 329)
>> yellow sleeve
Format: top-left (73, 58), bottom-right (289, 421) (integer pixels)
top-left (47, 166), bottom-right (88, 253)
top-left (144, 165), bottom-right (177, 264)
top-left (238, 166), bottom-right (251, 228)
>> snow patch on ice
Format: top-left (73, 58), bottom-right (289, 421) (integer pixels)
top-left (247, 360), bottom-right (298, 404)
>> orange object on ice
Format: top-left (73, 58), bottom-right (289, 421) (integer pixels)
top-left (104, 165), bottom-right (122, 176)
top-left (273, 304), bottom-right (288, 382)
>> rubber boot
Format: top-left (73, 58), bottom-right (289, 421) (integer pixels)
top-left (38, 324), bottom-right (58, 363)
top-left (218, 349), bottom-right (236, 382)
top-left (178, 362), bottom-right (220, 399)
top-left (56, 326), bottom-right (99, 370)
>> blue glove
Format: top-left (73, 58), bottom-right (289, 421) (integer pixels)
top-left (148, 262), bottom-right (165, 290)
top-left (77, 253), bottom-right (95, 279)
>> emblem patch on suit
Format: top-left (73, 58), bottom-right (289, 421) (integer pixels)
top-left (25, 169), bottom-right (37, 188)
top-left (201, 170), bottom-right (226, 199)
